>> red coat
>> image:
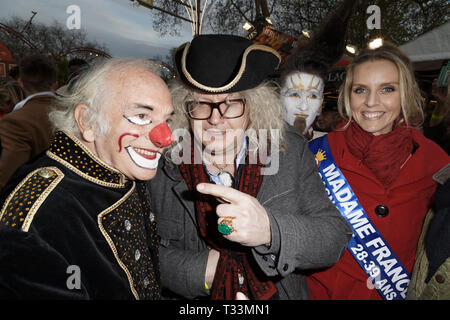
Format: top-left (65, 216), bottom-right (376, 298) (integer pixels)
top-left (307, 128), bottom-right (449, 300)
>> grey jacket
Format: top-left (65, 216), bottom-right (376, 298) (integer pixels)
top-left (148, 127), bottom-right (352, 299)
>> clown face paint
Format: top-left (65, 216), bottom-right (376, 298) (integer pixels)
top-left (125, 145), bottom-right (161, 169)
top-left (122, 122), bottom-right (172, 169)
top-left (91, 67), bottom-right (174, 181)
top-left (119, 118), bottom-right (172, 171)
top-left (281, 72), bottom-right (324, 134)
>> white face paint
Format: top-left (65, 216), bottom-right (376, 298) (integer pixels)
top-left (125, 146), bottom-right (161, 169)
top-left (281, 72), bottom-right (324, 133)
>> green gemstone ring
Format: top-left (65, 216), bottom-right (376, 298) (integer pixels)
top-left (218, 217), bottom-right (234, 235)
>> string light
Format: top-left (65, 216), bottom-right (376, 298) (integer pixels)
top-left (302, 30), bottom-right (311, 38)
top-left (242, 21), bottom-right (253, 31)
top-left (368, 37), bottom-right (383, 49)
top-left (265, 17), bottom-right (274, 25)
top-left (345, 45), bottom-right (357, 54)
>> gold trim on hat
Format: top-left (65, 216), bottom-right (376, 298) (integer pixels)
top-left (180, 42), bottom-right (281, 93)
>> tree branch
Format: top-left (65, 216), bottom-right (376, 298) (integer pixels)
top-left (230, 0), bottom-right (252, 22)
top-left (137, 0), bottom-right (193, 23)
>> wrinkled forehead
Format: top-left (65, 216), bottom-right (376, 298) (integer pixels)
top-left (283, 71), bottom-right (325, 92)
top-left (106, 68), bottom-right (173, 113)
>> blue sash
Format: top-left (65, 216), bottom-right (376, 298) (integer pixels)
top-left (309, 135), bottom-right (410, 300)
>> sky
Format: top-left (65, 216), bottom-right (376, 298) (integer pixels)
top-left (0, 0), bottom-right (194, 59)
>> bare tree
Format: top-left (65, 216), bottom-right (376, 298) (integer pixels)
top-left (143, 0), bottom-right (448, 48)
top-left (0, 16), bottom-right (110, 62)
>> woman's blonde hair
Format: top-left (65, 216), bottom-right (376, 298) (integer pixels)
top-left (165, 79), bottom-right (286, 160)
top-left (338, 41), bottom-right (423, 128)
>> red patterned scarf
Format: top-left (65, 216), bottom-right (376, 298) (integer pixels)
top-left (178, 140), bottom-right (278, 300)
top-left (344, 121), bottom-right (414, 187)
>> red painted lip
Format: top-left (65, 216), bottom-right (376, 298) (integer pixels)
top-left (131, 147), bottom-right (159, 160)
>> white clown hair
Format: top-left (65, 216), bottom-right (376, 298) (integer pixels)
top-left (49, 58), bottom-right (166, 139)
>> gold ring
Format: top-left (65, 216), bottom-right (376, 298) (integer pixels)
top-left (218, 216), bottom-right (234, 235)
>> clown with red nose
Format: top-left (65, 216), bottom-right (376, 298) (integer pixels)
top-left (0, 58), bottom-right (175, 299)
top-left (119, 122), bottom-right (173, 171)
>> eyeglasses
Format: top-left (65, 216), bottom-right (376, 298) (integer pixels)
top-left (185, 98), bottom-right (246, 120)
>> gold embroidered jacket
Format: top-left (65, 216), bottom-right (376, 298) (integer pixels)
top-left (0, 131), bottom-right (160, 299)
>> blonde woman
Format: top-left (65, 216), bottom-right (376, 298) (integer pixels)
top-left (148, 34), bottom-right (351, 300)
top-left (307, 42), bottom-right (449, 300)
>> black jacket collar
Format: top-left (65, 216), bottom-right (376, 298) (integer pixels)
top-left (47, 131), bottom-right (127, 188)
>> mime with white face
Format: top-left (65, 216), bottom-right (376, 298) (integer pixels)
top-left (281, 71), bottom-right (325, 139)
top-left (279, 0), bottom-right (357, 140)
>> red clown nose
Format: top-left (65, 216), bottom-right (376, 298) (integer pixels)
top-left (149, 122), bottom-right (173, 148)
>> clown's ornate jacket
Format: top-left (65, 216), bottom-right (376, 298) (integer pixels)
top-left (0, 131), bottom-right (160, 299)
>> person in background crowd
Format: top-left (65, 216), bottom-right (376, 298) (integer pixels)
top-left (279, 0), bottom-right (357, 140)
top-left (0, 54), bottom-right (57, 190)
top-left (7, 66), bottom-right (19, 81)
top-left (0, 81), bottom-right (25, 118)
top-left (407, 163), bottom-right (450, 300)
top-left (307, 42), bottom-right (449, 300)
top-left (0, 58), bottom-right (174, 299)
top-left (148, 34), bottom-right (351, 300)
top-left (313, 101), bottom-right (343, 133)
top-left (12, 54), bottom-right (58, 112)
top-left (423, 79), bottom-right (450, 154)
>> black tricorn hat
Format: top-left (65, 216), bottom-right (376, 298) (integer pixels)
top-left (175, 34), bottom-right (281, 93)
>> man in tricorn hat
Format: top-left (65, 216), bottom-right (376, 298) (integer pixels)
top-left (147, 34), bottom-right (351, 300)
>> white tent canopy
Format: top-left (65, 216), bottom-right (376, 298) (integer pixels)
top-left (400, 22), bottom-right (450, 62)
